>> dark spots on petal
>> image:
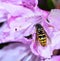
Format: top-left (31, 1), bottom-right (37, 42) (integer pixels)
top-left (15, 28), bottom-right (17, 31)
top-left (24, 34), bottom-right (32, 39)
top-left (0, 42), bottom-right (12, 49)
top-left (0, 22), bottom-right (4, 27)
top-left (47, 19), bottom-right (50, 23)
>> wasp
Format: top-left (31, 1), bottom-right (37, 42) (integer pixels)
top-left (35, 24), bottom-right (49, 47)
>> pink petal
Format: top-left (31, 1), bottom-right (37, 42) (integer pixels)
top-left (21, 0), bottom-right (38, 10)
top-left (46, 56), bottom-right (60, 61)
top-left (0, 0), bottom-right (38, 10)
top-left (48, 9), bottom-right (60, 31)
top-left (30, 41), bottom-right (39, 56)
top-left (0, 2), bottom-right (34, 16)
top-left (0, 9), bottom-right (8, 22)
top-left (30, 41), bottom-right (52, 58)
top-left (0, 43), bottom-right (42, 61)
top-left (51, 31), bottom-right (60, 50)
top-left (51, 56), bottom-right (60, 61)
top-left (0, 43), bottom-right (31, 61)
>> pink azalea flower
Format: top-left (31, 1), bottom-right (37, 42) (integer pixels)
top-left (0, 0), bottom-right (60, 61)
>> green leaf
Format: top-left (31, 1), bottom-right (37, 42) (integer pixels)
top-left (47, 0), bottom-right (55, 10)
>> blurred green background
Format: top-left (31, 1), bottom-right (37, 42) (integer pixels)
top-left (38, 0), bottom-right (59, 11)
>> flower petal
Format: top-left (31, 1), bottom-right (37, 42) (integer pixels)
top-left (48, 9), bottom-right (60, 31)
top-left (0, 0), bottom-right (38, 9)
top-left (30, 39), bottom-right (52, 58)
top-left (51, 31), bottom-right (60, 50)
top-left (0, 43), bottom-right (42, 61)
top-left (30, 42), bottom-right (39, 56)
top-left (45, 56), bottom-right (60, 61)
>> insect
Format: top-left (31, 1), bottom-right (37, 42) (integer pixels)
top-left (35, 23), bottom-right (49, 47)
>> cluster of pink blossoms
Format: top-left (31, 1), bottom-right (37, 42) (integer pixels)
top-left (0, 0), bottom-right (60, 61)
